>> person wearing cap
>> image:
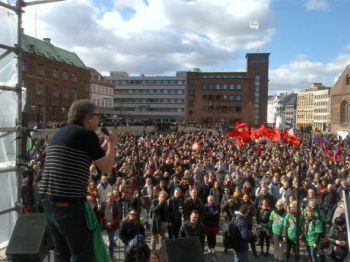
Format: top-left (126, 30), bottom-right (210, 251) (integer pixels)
top-left (327, 215), bottom-right (349, 261)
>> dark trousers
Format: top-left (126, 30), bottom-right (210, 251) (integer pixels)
top-left (258, 230), bottom-right (270, 253)
top-left (42, 199), bottom-right (93, 262)
top-left (286, 238), bottom-right (296, 260)
top-left (168, 220), bottom-right (181, 239)
top-left (207, 234), bottom-right (217, 249)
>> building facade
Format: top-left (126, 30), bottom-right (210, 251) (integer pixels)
top-left (108, 72), bottom-right (185, 121)
top-left (22, 34), bottom-right (89, 126)
top-left (89, 68), bottom-right (114, 116)
top-left (313, 88), bottom-right (330, 131)
top-left (295, 83), bottom-right (329, 130)
top-left (185, 53), bottom-right (270, 127)
top-left (267, 95), bottom-right (278, 126)
top-left (283, 93), bottom-right (297, 128)
top-left (267, 93), bottom-right (297, 129)
top-left (330, 65), bottom-right (350, 132)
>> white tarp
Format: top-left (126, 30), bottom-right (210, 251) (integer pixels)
top-left (0, 4), bottom-right (18, 249)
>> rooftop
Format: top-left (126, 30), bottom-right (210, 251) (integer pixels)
top-left (22, 34), bottom-right (87, 69)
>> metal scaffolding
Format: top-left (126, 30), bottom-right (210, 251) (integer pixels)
top-left (0, 0), bottom-right (63, 249)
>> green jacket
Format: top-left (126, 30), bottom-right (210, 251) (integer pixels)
top-left (269, 210), bottom-right (285, 236)
top-left (282, 212), bottom-right (298, 243)
top-left (84, 202), bottom-right (110, 262)
top-left (304, 217), bottom-right (323, 247)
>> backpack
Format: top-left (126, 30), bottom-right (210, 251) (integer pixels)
top-left (223, 216), bottom-right (242, 250)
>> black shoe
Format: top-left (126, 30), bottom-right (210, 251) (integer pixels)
top-left (224, 248), bottom-right (228, 254)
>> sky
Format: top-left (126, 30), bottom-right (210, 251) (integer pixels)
top-left (18, 0), bottom-right (350, 94)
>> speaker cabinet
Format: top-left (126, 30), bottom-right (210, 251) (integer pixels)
top-left (6, 214), bottom-right (51, 262)
top-left (162, 237), bottom-right (205, 262)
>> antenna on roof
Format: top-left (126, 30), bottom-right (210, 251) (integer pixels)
top-left (249, 20), bottom-right (259, 53)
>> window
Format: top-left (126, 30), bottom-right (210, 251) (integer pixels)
top-left (36, 64), bottom-right (44, 76)
top-left (52, 68), bottom-right (59, 79)
top-left (63, 71), bottom-right (69, 80)
top-left (71, 73), bottom-right (77, 82)
top-left (340, 101), bottom-right (350, 124)
top-left (52, 85), bottom-right (59, 97)
top-left (22, 60), bottom-right (27, 72)
top-left (63, 86), bottom-right (68, 98)
top-left (35, 82), bottom-right (44, 95)
top-left (71, 87), bottom-right (77, 99)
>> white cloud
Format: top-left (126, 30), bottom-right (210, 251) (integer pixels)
top-left (305, 0), bottom-right (329, 11)
top-left (269, 52), bottom-right (350, 94)
top-left (22, 0), bottom-right (275, 74)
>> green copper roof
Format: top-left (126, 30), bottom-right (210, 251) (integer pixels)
top-left (22, 34), bottom-right (87, 69)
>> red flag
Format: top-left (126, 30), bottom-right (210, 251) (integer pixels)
top-left (250, 128), bottom-right (260, 140)
top-left (235, 121), bottom-right (249, 129)
top-left (333, 145), bottom-right (342, 162)
top-left (320, 141), bottom-right (329, 159)
top-left (235, 138), bottom-right (243, 148)
top-left (272, 129), bottom-right (281, 142)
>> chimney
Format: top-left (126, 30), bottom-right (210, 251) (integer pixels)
top-left (43, 38), bottom-right (51, 44)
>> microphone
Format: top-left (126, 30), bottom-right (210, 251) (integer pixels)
top-left (101, 127), bottom-right (109, 136)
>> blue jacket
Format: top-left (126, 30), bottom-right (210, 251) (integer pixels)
top-left (234, 212), bottom-right (252, 252)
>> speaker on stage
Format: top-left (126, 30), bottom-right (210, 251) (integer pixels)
top-left (161, 237), bottom-right (205, 262)
top-left (6, 214), bottom-right (51, 262)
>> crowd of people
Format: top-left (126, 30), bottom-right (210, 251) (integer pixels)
top-left (21, 121), bottom-right (349, 262)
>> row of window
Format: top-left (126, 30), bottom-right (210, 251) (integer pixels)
top-left (113, 79), bottom-right (185, 85)
top-left (23, 62), bottom-right (78, 82)
top-left (202, 105), bottom-right (241, 113)
top-left (200, 74), bottom-right (243, 79)
top-left (201, 95), bottom-right (242, 101)
top-left (115, 107), bottom-right (184, 113)
top-left (115, 89), bottom-right (184, 95)
top-left (91, 85), bottom-right (113, 95)
top-left (91, 99), bottom-right (113, 108)
top-left (115, 98), bottom-right (185, 104)
top-left (314, 94), bottom-right (329, 99)
top-left (33, 82), bottom-right (77, 99)
top-left (201, 84), bottom-right (242, 91)
top-left (314, 101), bottom-right (328, 106)
top-left (314, 108), bottom-right (328, 113)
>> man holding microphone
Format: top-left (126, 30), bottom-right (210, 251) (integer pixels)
top-left (39, 99), bottom-right (116, 262)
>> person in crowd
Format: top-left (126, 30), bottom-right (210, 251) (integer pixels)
top-left (203, 195), bottom-right (220, 254)
top-left (256, 199), bottom-right (271, 256)
top-left (233, 208), bottom-right (256, 262)
top-left (256, 186), bottom-right (276, 210)
top-left (149, 250), bottom-right (162, 262)
top-left (99, 192), bottom-right (120, 260)
top-left (149, 191), bottom-right (169, 250)
top-left (283, 200), bottom-right (300, 261)
top-left (183, 187), bottom-right (204, 221)
top-left (179, 210), bottom-right (205, 250)
top-left (327, 215), bottom-right (349, 262)
top-left (303, 206), bottom-right (323, 262)
top-left (268, 174), bottom-right (281, 200)
top-left (167, 187), bottom-right (184, 239)
top-left (39, 99), bottom-right (116, 261)
top-left (97, 175), bottom-right (113, 205)
top-left (220, 187), bottom-right (233, 210)
top-left (269, 199), bottom-right (286, 262)
top-left (209, 180), bottom-right (222, 207)
top-left (240, 193), bottom-right (257, 257)
top-left (119, 209), bottom-right (145, 251)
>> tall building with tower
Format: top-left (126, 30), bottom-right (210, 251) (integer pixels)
top-left (184, 53), bottom-right (270, 127)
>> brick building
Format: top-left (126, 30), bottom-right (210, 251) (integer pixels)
top-left (185, 53), bottom-right (270, 127)
top-left (22, 34), bottom-right (90, 126)
top-left (330, 65), bottom-right (350, 132)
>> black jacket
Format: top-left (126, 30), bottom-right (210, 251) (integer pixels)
top-left (168, 196), bottom-right (183, 223)
top-left (179, 221), bottom-right (205, 248)
top-left (150, 199), bottom-right (169, 234)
